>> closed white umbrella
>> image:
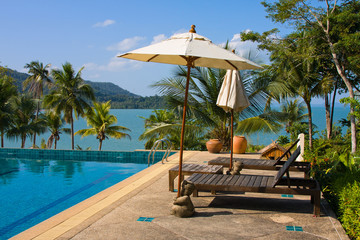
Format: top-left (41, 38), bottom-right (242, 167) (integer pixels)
top-left (216, 69), bottom-right (250, 170)
top-left (119, 25), bottom-right (261, 197)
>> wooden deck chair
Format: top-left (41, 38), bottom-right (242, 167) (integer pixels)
top-left (208, 139), bottom-right (310, 177)
top-left (187, 147), bottom-right (321, 217)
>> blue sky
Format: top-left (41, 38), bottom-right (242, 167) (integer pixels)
top-left (0, 0), bottom-right (332, 105)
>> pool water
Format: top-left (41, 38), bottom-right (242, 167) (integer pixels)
top-left (0, 156), bottom-right (157, 239)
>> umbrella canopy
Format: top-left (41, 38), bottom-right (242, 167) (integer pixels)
top-left (119, 26), bottom-right (262, 70)
top-left (217, 70), bottom-right (250, 112)
top-left (216, 69), bottom-right (250, 170)
top-left (118, 25), bottom-right (261, 197)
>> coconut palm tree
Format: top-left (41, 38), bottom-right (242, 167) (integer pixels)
top-left (75, 101), bottom-right (130, 151)
top-left (43, 62), bottom-right (95, 150)
top-left (45, 111), bottom-right (67, 149)
top-left (279, 99), bottom-right (308, 133)
top-left (7, 94), bottom-right (47, 148)
top-left (23, 61), bottom-right (52, 147)
top-left (0, 74), bottom-right (18, 147)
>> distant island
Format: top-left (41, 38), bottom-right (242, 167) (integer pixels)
top-left (6, 68), bottom-right (167, 109)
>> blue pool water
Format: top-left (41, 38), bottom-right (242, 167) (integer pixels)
top-left (0, 150), bottom-right (170, 239)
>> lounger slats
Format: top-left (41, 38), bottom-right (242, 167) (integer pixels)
top-left (189, 172), bottom-right (204, 183)
top-left (253, 176), bottom-right (263, 188)
top-left (216, 175), bottom-right (229, 186)
top-left (198, 174), bottom-right (213, 185)
top-left (247, 176), bottom-right (257, 187)
top-left (228, 175), bottom-right (240, 186)
top-left (222, 175), bottom-right (235, 186)
top-left (206, 173), bottom-right (221, 185)
top-left (260, 176), bottom-right (270, 187)
top-left (191, 173), bottom-right (319, 195)
top-left (210, 174), bottom-right (224, 185)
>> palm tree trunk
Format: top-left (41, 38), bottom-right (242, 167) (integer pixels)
top-left (54, 139), bottom-right (57, 150)
top-left (1, 132), bottom-right (4, 148)
top-left (325, 94), bottom-right (331, 139)
top-left (71, 111), bottom-right (74, 150)
top-left (305, 100), bottom-right (313, 149)
top-left (329, 83), bottom-right (338, 138)
top-left (33, 102), bottom-right (40, 147)
top-left (99, 139), bottom-right (102, 151)
top-left (21, 135), bottom-right (26, 148)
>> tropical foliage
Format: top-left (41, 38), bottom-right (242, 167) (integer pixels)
top-left (147, 65), bottom-right (273, 150)
top-left (43, 62), bottom-right (95, 150)
top-left (75, 101), bottom-right (131, 150)
top-left (7, 94), bottom-right (46, 148)
top-left (0, 70), bottom-right (17, 147)
top-left (23, 61), bottom-right (52, 147)
top-left (0, 62), bottom-right (132, 150)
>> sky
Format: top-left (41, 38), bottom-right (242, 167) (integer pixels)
top-left (0, 0), bottom-right (334, 105)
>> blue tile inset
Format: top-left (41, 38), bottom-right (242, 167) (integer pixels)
top-left (137, 217), bottom-right (154, 222)
top-left (137, 217), bottom-right (147, 221)
top-left (295, 226), bottom-right (303, 232)
top-left (286, 226), bottom-right (303, 232)
top-left (144, 217), bottom-right (154, 222)
top-left (286, 226), bottom-right (295, 231)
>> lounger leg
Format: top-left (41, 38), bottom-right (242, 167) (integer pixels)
top-left (193, 189), bottom-right (199, 197)
top-left (211, 190), bottom-right (216, 195)
top-left (169, 171), bottom-right (177, 192)
top-left (313, 192), bottom-right (321, 217)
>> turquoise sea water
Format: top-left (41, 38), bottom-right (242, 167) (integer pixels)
top-left (2, 106), bottom-right (350, 149)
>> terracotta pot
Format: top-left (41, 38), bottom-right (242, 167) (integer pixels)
top-left (233, 136), bottom-right (247, 154)
top-left (206, 139), bottom-right (223, 153)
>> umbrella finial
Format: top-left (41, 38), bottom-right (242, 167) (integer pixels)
top-left (189, 25), bottom-right (196, 33)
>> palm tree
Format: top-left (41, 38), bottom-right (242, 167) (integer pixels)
top-left (7, 95), bottom-right (47, 148)
top-left (45, 111), bottom-right (67, 149)
top-left (0, 74), bottom-right (18, 147)
top-left (151, 65), bottom-right (271, 150)
top-left (75, 101), bottom-right (130, 150)
top-left (43, 62), bottom-right (95, 150)
top-left (279, 99), bottom-right (308, 133)
top-left (24, 61), bottom-right (52, 147)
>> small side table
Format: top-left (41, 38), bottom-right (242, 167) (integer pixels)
top-left (169, 164), bottom-right (223, 192)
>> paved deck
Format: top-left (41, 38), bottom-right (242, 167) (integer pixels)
top-left (12, 151), bottom-right (348, 240)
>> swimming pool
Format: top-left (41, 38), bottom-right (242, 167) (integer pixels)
top-left (0, 149), bottom-right (171, 239)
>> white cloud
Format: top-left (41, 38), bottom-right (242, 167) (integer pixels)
top-left (83, 55), bottom-right (143, 72)
top-left (107, 36), bottom-right (146, 52)
top-left (228, 33), bottom-right (269, 64)
top-left (93, 19), bottom-right (115, 28)
top-left (151, 34), bottom-right (167, 44)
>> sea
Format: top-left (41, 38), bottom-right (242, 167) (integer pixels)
top-left (3, 106), bottom-right (350, 150)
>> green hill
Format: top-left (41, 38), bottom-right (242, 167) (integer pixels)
top-left (3, 68), bottom-right (166, 109)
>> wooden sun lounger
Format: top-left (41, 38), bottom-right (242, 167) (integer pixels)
top-left (208, 139), bottom-right (310, 177)
top-left (187, 147), bottom-right (321, 217)
top-left (168, 164), bottom-right (223, 192)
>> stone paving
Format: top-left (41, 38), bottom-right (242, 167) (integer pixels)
top-left (13, 151), bottom-right (348, 240)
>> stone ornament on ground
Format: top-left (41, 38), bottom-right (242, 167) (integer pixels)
top-left (171, 180), bottom-right (195, 218)
top-left (229, 161), bottom-right (243, 175)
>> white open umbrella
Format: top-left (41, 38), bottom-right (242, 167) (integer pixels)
top-left (216, 69), bottom-right (250, 170)
top-left (118, 25), bottom-right (261, 197)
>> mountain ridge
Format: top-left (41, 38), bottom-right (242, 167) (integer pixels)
top-left (4, 68), bottom-right (166, 109)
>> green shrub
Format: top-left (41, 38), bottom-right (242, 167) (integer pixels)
top-left (339, 181), bottom-right (360, 239)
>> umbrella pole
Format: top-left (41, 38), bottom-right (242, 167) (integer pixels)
top-left (177, 63), bottom-right (192, 198)
top-left (230, 109), bottom-right (234, 171)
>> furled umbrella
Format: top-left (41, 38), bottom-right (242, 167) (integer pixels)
top-left (216, 68), bottom-right (250, 170)
top-left (118, 25), bottom-right (261, 197)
